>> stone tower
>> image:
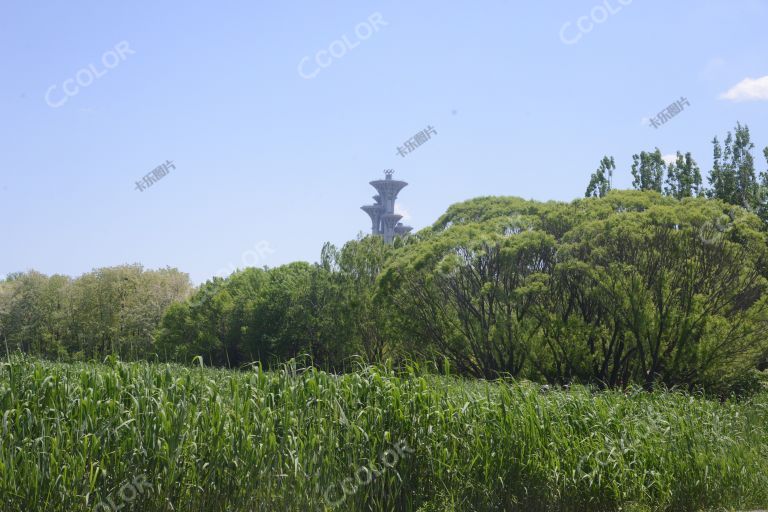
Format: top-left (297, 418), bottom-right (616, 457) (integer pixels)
top-left (361, 169), bottom-right (412, 243)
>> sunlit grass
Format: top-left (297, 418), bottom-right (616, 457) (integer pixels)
top-left (0, 356), bottom-right (766, 511)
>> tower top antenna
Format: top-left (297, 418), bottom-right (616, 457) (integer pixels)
top-left (384, 169), bottom-right (394, 179)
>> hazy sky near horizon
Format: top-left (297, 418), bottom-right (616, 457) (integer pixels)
top-left (2, 1), bottom-right (768, 284)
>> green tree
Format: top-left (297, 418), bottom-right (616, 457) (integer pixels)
top-left (157, 271), bottom-right (262, 366)
top-left (585, 156), bottom-right (614, 198)
top-left (0, 272), bottom-right (69, 358)
top-left (550, 197), bottom-right (768, 390)
top-left (380, 191), bottom-right (768, 393)
top-left (707, 123), bottom-right (758, 211)
top-left (665, 151), bottom-right (702, 199)
top-left (157, 261), bottom-right (358, 370)
top-left (66, 265), bottom-right (191, 360)
top-left (0, 266), bottom-right (191, 361)
top-left (380, 218), bottom-right (556, 379)
top-left (631, 148), bottom-right (665, 192)
top-left (321, 236), bottom-right (400, 363)
top-left (755, 146), bottom-right (768, 222)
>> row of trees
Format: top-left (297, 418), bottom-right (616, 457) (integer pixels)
top-left (3, 121), bottom-right (767, 394)
top-left (154, 238), bottom-right (396, 370)
top-left (586, 123), bottom-right (768, 219)
top-left (0, 251), bottom-right (394, 371)
top-left (0, 266), bottom-right (190, 360)
top-left (151, 190), bottom-right (767, 393)
top-left (3, 193), bottom-right (766, 393)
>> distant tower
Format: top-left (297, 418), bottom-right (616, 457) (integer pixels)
top-left (361, 169), bottom-right (413, 243)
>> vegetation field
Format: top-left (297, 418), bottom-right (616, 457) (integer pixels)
top-left (1, 357), bottom-right (767, 511)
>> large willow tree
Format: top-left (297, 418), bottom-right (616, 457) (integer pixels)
top-left (379, 191), bottom-right (768, 392)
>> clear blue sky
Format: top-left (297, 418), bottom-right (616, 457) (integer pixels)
top-left (2, 1), bottom-right (767, 284)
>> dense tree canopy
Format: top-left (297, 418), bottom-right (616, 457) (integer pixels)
top-left (4, 121), bottom-right (768, 395)
top-left (154, 236), bottom-right (400, 370)
top-left (0, 265), bottom-right (190, 360)
top-left (380, 191), bottom-right (768, 391)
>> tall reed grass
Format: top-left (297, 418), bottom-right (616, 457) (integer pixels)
top-left (0, 356), bottom-right (766, 511)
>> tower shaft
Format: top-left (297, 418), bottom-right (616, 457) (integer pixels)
top-left (360, 170), bottom-right (412, 243)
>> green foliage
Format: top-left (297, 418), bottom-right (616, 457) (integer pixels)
top-left (555, 197), bottom-right (768, 390)
top-left (0, 271), bottom-right (70, 359)
top-left (582, 122), bottom-right (768, 220)
top-left (320, 237), bottom-right (400, 362)
top-left (156, 239), bottom-right (399, 370)
top-left (0, 266), bottom-right (191, 361)
top-left (665, 151), bottom-right (702, 199)
top-left (708, 123), bottom-right (761, 212)
top-left (631, 148), bottom-right (665, 192)
top-left (431, 196), bottom-right (542, 232)
top-left (380, 219), bottom-right (557, 379)
top-left (7, 121), bottom-right (768, 396)
top-left (380, 191), bottom-right (768, 393)
top-left (156, 264), bottom-right (333, 368)
top-left (8, 189), bottom-right (765, 396)
top-left (584, 156), bottom-right (614, 198)
top-left (2, 356), bottom-right (767, 511)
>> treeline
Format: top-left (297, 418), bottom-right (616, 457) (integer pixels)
top-left (0, 265), bottom-right (191, 360)
top-left (586, 123), bottom-right (768, 218)
top-left (154, 239), bottom-right (397, 369)
top-left (6, 192), bottom-right (765, 393)
top-left (2, 122), bottom-right (768, 394)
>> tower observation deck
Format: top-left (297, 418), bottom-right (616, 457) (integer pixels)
top-left (361, 169), bottom-right (412, 243)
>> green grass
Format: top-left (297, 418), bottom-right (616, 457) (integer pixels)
top-left (0, 356), bottom-right (767, 511)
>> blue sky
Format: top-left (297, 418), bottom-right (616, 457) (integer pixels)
top-left (1, 1), bottom-right (768, 284)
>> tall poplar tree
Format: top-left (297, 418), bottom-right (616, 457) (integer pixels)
top-left (665, 151), bottom-right (702, 199)
top-left (585, 156), bottom-right (614, 198)
top-left (707, 123), bottom-right (758, 210)
top-left (631, 148), bottom-right (665, 192)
